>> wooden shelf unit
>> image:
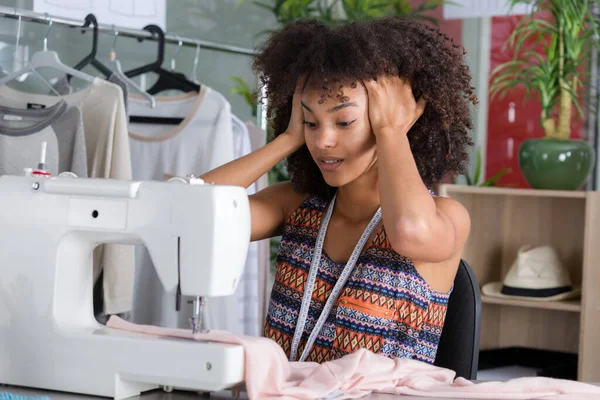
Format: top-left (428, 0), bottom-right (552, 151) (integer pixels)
top-left (481, 295), bottom-right (581, 313)
top-left (438, 184), bottom-right (600, 382)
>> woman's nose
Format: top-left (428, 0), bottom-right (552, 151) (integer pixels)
top-left (315, 127), bottom-right (337, 149)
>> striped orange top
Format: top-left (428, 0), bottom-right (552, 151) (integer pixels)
top-left (264, 195), bottom-right (451, 364)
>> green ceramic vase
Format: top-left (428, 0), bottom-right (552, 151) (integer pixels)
top-left (518, 138), bottom-right (595, 190)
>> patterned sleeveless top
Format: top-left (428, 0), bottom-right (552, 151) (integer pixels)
top-left (264, 195), bottom-right (452, 364)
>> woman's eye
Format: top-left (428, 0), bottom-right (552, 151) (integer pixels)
top-left (338, 120), bottom-right (356, 127)
top-left (303, 120), bottom-right (317, 128)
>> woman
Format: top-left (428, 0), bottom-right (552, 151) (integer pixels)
top-left (198, 17), bottom-right (475, 364)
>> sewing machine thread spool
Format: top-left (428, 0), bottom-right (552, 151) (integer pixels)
top-left (32, 141), bottom-right (51, 177)
top-left (40, 141), bottom-right (46, 164)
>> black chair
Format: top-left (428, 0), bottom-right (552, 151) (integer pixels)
top-left (434, 259), bottom-right (482, 380)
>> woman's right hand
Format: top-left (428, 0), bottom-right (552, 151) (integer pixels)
top-left (283, 74), bottom-right (308, 147)
top-left (189, 74), bottom-right (311, 244)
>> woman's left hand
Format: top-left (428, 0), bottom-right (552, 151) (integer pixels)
top-left (363, 76), bottom-right (427, 137)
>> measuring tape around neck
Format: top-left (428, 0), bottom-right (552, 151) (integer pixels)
top-left (289, 194), bottom-right (382, 362)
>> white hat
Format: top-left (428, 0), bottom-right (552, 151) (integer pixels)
top-left (481, 245), bottom-right (580, 301)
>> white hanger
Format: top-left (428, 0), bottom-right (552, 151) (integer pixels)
top-left (108, 26), bottom-right (155, 108)
top-left (190, 43), bottom-right (201, 84)
top-left (0, 17), bottom-right (95, 87)
top-left (169, 33), bottom-right (183, 72)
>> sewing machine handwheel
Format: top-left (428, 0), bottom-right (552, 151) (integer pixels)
top-left (58, 171), bottom-right (78, 178)
top-left (167, 177), bottom-right (187, 184)
top-left (167, 176), bottom-right (205, 185)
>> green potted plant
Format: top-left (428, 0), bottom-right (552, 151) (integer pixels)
top-left (489, 0), bottom-right (599, 190)
top-left (250, 0), bottom-right (447, 32)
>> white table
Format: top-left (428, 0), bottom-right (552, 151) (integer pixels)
top-left (3, 384), bottom-right (598, 400)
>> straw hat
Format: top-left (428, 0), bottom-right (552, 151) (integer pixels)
top-left (481, 245), bottom-right (580, 301)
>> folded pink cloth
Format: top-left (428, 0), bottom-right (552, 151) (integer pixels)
top-left (107, 317), bottom-right (600, 399)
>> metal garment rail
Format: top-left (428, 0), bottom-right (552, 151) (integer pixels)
top-left (0, 6), bottom-right (268, 128)
top-left (0, 6), bottom-right (258, 56)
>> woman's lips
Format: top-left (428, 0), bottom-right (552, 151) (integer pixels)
top-left (318, 157), bottom-right (344, 171)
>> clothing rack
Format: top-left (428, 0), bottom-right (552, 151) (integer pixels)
top-left (0, 6), bottom-right (268, 129)
top-left (0, 6), bottom-right (257, 56)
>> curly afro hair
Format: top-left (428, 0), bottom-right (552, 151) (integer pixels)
top-left (252, 17), bottom-right (477, 200)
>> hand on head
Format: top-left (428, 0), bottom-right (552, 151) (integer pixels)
top-left (363, 76), bottom-right (427, 137)
top-left (284, 74), bottom-right (310, 147)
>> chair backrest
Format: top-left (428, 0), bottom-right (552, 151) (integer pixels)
top-left (434, 259), bottom-right (482, 380)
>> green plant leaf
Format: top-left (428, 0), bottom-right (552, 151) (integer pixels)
top-left (473, 147), bottom-right (481, 185)
top-left (562, 85), bottom-right (585, 118)
top-left (230, 76), bottom-right (257, 109)
top-left (480, 168), bottom-right (510, 186)
top-left (255, 0), bottom-right (447, 30)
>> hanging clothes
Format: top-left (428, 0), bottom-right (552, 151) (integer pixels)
top-left (51, 74), bottom-right (129, 113)
top-left (0, 100), bottom-right (87, 177)
top-left (128, 86), bottom-right (239, 333)
top-left (245, 120), bottom-right (271, 332)
top-left (231, 114), bottom-right (260, 336)
top-left (48, 73), bottom-right (131, 326)
top-left (0, 78), bottom-right (133, 317)
top-left (245, 120), bottom-right (268, 161)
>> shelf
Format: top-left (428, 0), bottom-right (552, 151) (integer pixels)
top-left (481, 295), bottom-right (582, 313)
top-left (439, 184), bottom-right (587, 199)
top-left (440, 179), bottom-right (600, 381)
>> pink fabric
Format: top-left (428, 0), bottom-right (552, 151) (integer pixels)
top-left (107, 316), bottom-right (600, 399)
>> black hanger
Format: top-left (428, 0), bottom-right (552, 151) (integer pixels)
top-left (128, 115), bottom-right (185, 125)
top-left (124, 24), bottom-right (200, 96)
top-left (70, 14), bottom-right (112, 79)
top-left (126, 25), bottom-right (200, 125)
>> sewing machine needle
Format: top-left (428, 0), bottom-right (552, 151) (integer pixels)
top-left (190, 296), bottom-right (204, 334)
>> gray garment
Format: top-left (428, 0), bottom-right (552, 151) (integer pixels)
top-left (52, 73), bottom-right (129, 113)
top-left (0, 100), bottom-right (88, 177)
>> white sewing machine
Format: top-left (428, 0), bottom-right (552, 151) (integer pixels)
top-left (0, 171), bottom-right (251, 399)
